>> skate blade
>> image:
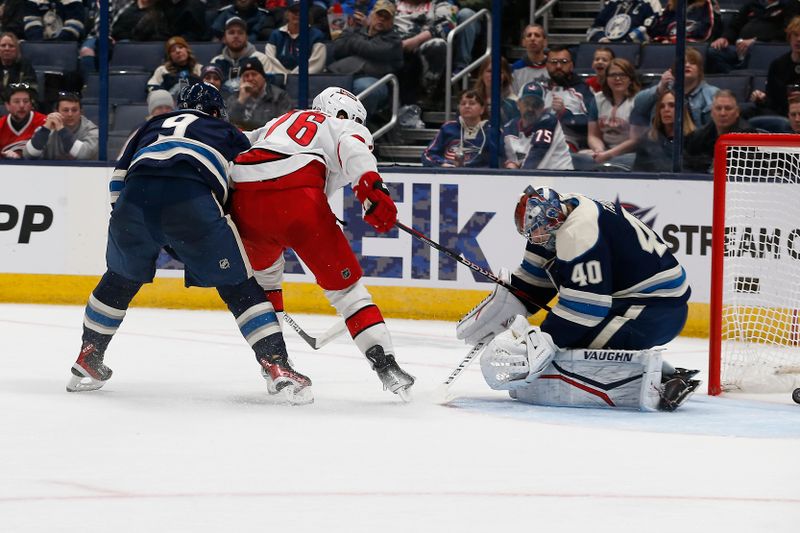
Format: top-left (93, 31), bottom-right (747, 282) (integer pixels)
top-left (397, 387), bottom-right (413, 403)
top-left (280, 384), bottom-right (314, 406)
top-left (66, 374), bottom-right (107, 392)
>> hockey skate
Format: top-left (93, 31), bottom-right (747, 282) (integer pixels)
top-left (66, 342), bottom-right (113, 392)
top-left (658, 369), bottom-right (701, 412)
top-left (366, 346), bottom-right (415, 402)
top-left (259, 355), bottom-right (314, 405)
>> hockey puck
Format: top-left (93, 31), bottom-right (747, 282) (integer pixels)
top-left (793, 388), bottom-right (800, 405)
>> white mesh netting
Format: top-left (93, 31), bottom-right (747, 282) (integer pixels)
top-left (720, 144), bottom-right (800, 391)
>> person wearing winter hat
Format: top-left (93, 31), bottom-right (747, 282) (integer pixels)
top-left (200, 65), bottom-right (224, 92)
top-left (225, 57), bottom-right (291, 130)
top-left (147, 89), bottom-right (175, 119)
top-left (147, 36), bottom-right (203, 97)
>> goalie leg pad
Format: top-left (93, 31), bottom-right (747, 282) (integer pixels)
top-left (511, 348), bottom-right (664, 411)
top-left (457, 268), bottom-right (528, 346)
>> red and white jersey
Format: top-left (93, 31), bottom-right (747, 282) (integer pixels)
top-left (0, 111), bottom-right (46, 156)
top-left (232, 109), bottom-right (377, 196)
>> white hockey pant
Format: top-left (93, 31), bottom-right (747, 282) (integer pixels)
top-left (325, 281), bottom-right (395, 361)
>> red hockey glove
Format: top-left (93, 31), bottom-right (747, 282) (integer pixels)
top-left (353, 171), bottom-right (396, 233)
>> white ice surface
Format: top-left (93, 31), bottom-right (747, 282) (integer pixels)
top-left (1, 304), bottom-right (798, 532)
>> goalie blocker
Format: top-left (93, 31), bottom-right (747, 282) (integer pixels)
top-left (480, 317), bottom-right (697, 411)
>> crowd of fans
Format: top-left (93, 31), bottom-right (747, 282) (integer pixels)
top-left (0, 0), bottom-right (797, 172)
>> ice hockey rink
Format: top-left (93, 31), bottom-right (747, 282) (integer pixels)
top-left (1, 303), bottom-right (798, 533)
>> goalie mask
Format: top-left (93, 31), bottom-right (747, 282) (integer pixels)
top-left (514, 186), bottom-right (567, 251)
top-left (312, 87), bottom-right (367, 124)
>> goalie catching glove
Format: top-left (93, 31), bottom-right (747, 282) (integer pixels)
top-left (456, 268), bottom-right (529, 345)
top-left (480, 316), bottom-right (558, 390)
top-left (354, 171), bottom-right (396, 233)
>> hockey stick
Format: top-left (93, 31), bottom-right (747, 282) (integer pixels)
top-left (395, 221), bottom-right (550, 312)
top-left (282, 313), bottom-right (348, 350)
top-left (431, 337), bottom-right (490, 404)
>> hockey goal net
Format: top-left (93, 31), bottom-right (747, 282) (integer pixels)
top-left (709, 133), bottom-right (800, 394)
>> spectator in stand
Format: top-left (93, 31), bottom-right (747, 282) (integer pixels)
top-left (586, 47), bottom-right (613, 94)
top-left (211, 0), bottom-right (278, 42)
top-left (111, 0), bottom-right (160, 41)
top-left (394, 0), bottom-right (456, 107)
top-left (707, 0), bottom-right (799, 73)
top-left (0, 82), bottom-right (45, 158)
top-left (577, 58), bottom-right (641, 170)
top-left (23, 0), bottom-right (86, 41)
top-left (633, 89), bottom-right (696, 172)
top-left (1, 0), bottom-right (26, 39)
top-left (200, 64), bottom-right (224, 91)
top-left (0, 32), bottom-right (37, 98)
top-left (211, 16), bottom-right (268, 96)
top-left (540, 45), bottom-right (592, 152)
top-left (473, 56), bottom-right (519, 126)
top-left (630, 47), bottom-right (718, 139)
top-left (328, 0), bottom-right (402, 118)
top-left (502, 81), bottom-right (574, 170)
top-left (146, 88), bottom-right (174, 119)
top-left (587, 0), bottom-right (661, 43)
top-left (23, 91), bottom-right (98, 160)
top-left (647, 0), bottom-right (722, 43)
top-left (510, 24), bottom-right (549, 96)
top-left (788, 95), bottom-right (800, 132)
top-left (129, 0), bottom-right (172, 41)
top-left (163, 0), bottom-right (207, 41)
top-left (225, 56), bottom-right (291, 130)
top-left (747, 16), bottom-right (800, 132)
top-left (683, 90), bottom-right (757, 173)
top-left (264, 0), bottom-right (327, 84)
top-left (147, 36), bottom-right (203, 97)
top-left (421, 89), bottom-right (496, 168)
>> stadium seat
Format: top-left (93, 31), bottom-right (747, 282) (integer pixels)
top-left (638, 43), bottom-right (709, 75)
top-left (82, 103), bottom-right (100, 125)
top-left (284, 74), bottom-right (354, 107)
top-left (574, 43), bottom-right (640, 75)
top-left (20, 41), bottom-right (79, 72)
top-left (112, 103), bottom-right (149, 133)
top-left (84, 73), bottom-right (151, 105)
top-left (110, 42), bottom-right (165, 74)
top-left (741, 43), bottom-right (789, 75)
top-left (107, 131), bottom-right (132, 160)
top-left (189, 42), bottom-right (224, 65)
top-left (705, 75), bottom-right (751, 102)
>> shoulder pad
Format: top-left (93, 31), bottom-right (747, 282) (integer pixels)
top-left (555, 195), bottom-right (600, 262)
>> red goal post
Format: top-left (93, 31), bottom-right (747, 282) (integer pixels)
top-left (709, 133), bottom-right (800, 395)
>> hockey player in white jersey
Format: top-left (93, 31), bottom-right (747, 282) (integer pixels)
top-left (230, 87), bottom-right (414, 400)
top-left (456, 186), bottom-right (700, 411)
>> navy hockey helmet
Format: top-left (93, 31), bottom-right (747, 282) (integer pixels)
top-left (177, 82), bottom-right (228, 120)
top-left (514, 186), bottom-right (567, 249)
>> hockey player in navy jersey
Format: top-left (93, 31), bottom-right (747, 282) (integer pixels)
top-left (66, 82), bottom-right (313, 405)
top-left (502, 82), bottom-right (573, 170)
top-left (457, 186), bottom-right (700, 411)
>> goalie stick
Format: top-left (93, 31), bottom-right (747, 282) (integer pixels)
top-left (395, 221), bottom-right (550, 312)
top-left (282, 313), bottom-right (347, 350)
top-left (431, 337), bottom-right (490, 404)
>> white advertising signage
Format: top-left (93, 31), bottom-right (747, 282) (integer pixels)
top-left (0, 166), bottom-right (712, 303)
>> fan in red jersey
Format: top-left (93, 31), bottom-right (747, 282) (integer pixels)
top-left (0, 83), bottom-right (45, 158)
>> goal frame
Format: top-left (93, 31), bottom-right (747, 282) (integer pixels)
top-left (709, 133), bottom-right (800, 395)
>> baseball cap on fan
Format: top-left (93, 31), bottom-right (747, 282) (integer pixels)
top-left (519, 81), bottom-right (545, 104)
top-left (225, 16), bottom-right (247, 30)
top-left (371, 0), bottom-right (396, 16)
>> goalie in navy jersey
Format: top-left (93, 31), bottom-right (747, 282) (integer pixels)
top-left (502, 81), bottom-right (573, 170)
top-left (66, 82), bottom-right (313, 405)
top-left (457, 186), bottom-right (700, 411)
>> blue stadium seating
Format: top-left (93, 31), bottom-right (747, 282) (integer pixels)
top-left (638, 43), bottom-right (709, 75)
top-left (742, 43), bottom-right (789, 75)
top-left (84, 73), bottom-right (151, 105)
top-left (20, 41), bottom-right (79, 72)
top-left (284, 74), bottom-right (354, 107)
top-left (190, 42), bottom-right (224, 65)
top-left (706, 75), bottom-right (751, 101)
top-left (111, 42), bottom-right (165, 74)
top-left (82, 103), bottom-right (100, 125)
top-left (112, 103), bottom-right (149, 133)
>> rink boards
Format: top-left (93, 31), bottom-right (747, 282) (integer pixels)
top-left (0, 164), bottom-right (711, 336)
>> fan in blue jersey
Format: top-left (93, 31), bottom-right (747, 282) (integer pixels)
top-left (586, 0), bottom-right (661, 43)
top-left (502, 82), bottom-right (574, 170)
top-left (65, 82), bottom-right (314, 405)
top-left (457, 186), bottom-right (700, 411)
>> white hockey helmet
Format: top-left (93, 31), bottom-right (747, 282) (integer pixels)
top-left (312, 86), bottom-right (367, 124)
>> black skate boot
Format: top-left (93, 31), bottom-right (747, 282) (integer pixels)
top-left (259, 355), bottom-right (313, 405)
top-left (365, 345), bottom-right (415, 402)
top-left (658, 373), bottom-right (701, 412)
top-left (66, 342), bottom-right (113, 392)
